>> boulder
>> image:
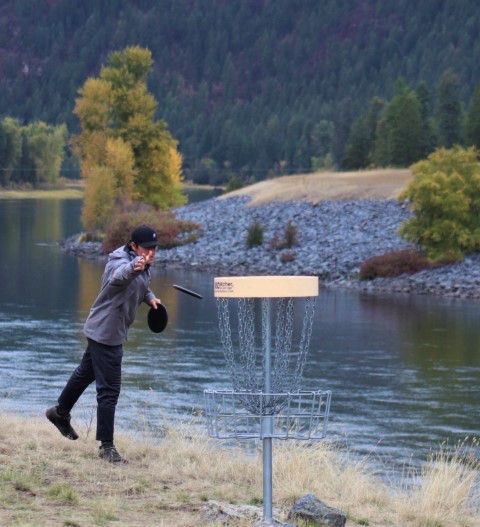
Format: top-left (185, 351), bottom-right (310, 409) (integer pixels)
top-left (287, 494), bottom-right (346, 527)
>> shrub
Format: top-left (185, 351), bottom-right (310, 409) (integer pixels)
top-left (270, 220), bottom-right (298, 250)
top-left (246, 220), bottom-right (264, 248)
top-left (102, 202), bottom-right (200, 253)
top-left (359, 248), bottom-right (438, 280)
top-left (225, 175), bottom-right (244, 193)
top-left (399, 146), bottom-right (480, 261)
top-left (280, 251), bottom-right (296, 263)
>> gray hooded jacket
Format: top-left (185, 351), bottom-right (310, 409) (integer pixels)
top-left (83, 245), bottom-right (155, 346)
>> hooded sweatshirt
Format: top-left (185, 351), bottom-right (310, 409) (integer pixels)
top-left (83, 245), bottom-right (155, 346)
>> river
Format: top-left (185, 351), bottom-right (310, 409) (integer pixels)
top-left (0, 198), bottom-right (478, 475)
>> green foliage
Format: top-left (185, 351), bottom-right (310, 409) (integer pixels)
top-left (47, 483), bottom-right (79, 504)
top-left (399, 147), bottom-right (480, 261)
top-left (436, 70), bottom-right (463, 148)
top-left (0, 117), bottom-right (21, 185)
top-left (225, 175), bottom-right (244, 193)
top-left (102, 202), bottom-right (199, 254)
top-left (359, 249), bottom-right (436, 280)
top-left (246, 220), bottom-right (264, 248)
top-left (4, 2), bottom-right (480, 180)
top-left (465, 84), bottom-right (480, 148)
top-left (0, 118), bottom-right (66, 187)
top-left (344, 98), bottom-right (384, 169)
top-left (22, 122), bottom-right (67, 185)
top-left (372, 85), bottom-right (424, 167)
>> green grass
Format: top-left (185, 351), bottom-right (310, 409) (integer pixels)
top-left (47, 482), bottom-right (79, 504)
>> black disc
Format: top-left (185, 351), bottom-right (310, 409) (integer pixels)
top-left (147, 304), bottom-right (168, 333)
top-left (172, 284), bottom-right (203, 299)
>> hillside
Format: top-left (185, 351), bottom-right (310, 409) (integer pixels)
top-left (222, 168), bottom-right (413, 206)
top-left (1, 1), bottom-right (480, 181)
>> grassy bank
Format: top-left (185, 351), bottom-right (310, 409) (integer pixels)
top-left (0, 188), bottom-right (84, 200)
top-left (0, 413), bottom-right (478, 526)
top-left (0, 180), bottom-right (84, 200)
top-left (223, 168), bottom-right (413, 206)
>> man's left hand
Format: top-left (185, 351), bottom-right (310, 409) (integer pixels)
top-left (149, 298), bottom-right (162, 310)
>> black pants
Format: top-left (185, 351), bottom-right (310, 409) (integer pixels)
top-left (58, 338), bottom-right (123, 442)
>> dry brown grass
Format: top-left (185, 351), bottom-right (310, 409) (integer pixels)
top-left (222, 169), bottom-right (413, 206)
top-left (0, 413), bottom-right (478, 527)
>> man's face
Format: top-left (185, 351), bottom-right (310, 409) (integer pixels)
top-left (133, 244), bottom-right (156, 263)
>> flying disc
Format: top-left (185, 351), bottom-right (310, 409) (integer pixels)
top-left (147, 304), bottom-right (168, 333)
top-left (172, 284), bottom-right (203, 299)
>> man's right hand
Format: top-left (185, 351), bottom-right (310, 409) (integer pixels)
top-left (133, 256), bottom-right (146, 272)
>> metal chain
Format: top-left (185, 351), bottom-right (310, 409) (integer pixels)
top-left (216, 296), bottom-right (317, 415)
top-left (293, 297), bottom-right (316, 388)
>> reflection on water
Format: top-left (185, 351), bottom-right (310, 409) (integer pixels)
top-left (0, 199), bottom-right (479, 473)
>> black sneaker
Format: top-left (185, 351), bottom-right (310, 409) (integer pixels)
top-left (45, 406), bottom-right (79, 440)
top-left (99, 444), bottom-right (127, 464)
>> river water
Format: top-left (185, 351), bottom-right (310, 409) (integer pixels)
top-left (0, 198), bottom-right (478, 474)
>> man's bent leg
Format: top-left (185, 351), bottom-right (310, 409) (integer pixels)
top-left (46, 340), bottom-right (95, 440)
top-left (58, 340), bottom-right (96, 412)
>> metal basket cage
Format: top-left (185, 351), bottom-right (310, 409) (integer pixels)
top-left (204, 389), bottom-right (331, 440)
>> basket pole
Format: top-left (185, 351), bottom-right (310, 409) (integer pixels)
top-left (262, 298), bottom-right (273, 523)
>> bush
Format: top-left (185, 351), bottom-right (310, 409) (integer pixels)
top-left (225, 175), bottom-right (244, 193)
top-left (280, 251), bottom-right (296, 263)
top-left (399, 147), bottom-right (480, 261)
top-left (359, 248), bottom-right (437, 280)
top-left (246, 220), bottom-right (264, 248)
top-left (270, 220), bottom-right (298, 250)
top-left (102, 202), bottom-right (200, 253)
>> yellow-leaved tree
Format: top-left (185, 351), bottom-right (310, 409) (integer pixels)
top-left (73, 46), bottom-right (185, 232)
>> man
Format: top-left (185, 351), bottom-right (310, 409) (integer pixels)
top-left (46, 225), bottom-right (162, 463)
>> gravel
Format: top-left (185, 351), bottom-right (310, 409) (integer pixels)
top-left (61, 196), bottom-right (480, 300)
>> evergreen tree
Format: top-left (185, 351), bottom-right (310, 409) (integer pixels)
top-left (342, 116), bottom-right (370, 169)
top-left (0, 117), bottom-right (22, 186)
top-left (342, 97), bottom-right (383, 169)
top-left (465, 83), bottom-right (480, 148)
top-left (416, 81), bottom-right (436, 156)
top-left (436, 70), bottom-right (463, 148)
top-left (373, 83), bottom-right (423, 166)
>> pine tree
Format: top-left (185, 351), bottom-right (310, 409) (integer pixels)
top-left (0, 117), bottom-right (22, 186)
top-left (436, 70), bottom-right (463, 148)
top-left (416, 81), bottom-right (436, 156)
top-left (373, 83), bottom-right (423, 167)
top-left (465, 84), bottom-right (480, 148)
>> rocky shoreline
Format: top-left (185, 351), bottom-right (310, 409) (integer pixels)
top-left (61, 196), bottom-right (480, 300)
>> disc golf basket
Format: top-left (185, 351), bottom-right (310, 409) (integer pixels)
top-left (204, 276), bottom-right (331, 526)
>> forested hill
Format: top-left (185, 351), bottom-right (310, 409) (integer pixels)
top-left (2, 0), bottom-right (480, 183)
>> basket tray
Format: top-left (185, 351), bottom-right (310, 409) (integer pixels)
top-left (204, 389), bottom-right (331, 440)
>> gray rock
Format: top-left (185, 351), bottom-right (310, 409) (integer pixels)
top-left (202, 500), bottom-right (292, 526)
top-left (202, 500), bottom-right (263, 524)
top-left (60, 195), bottom-right (480, 300)
top-left (287, 494), bottom-right (346, 527)
top-left (253, 520), bottom-right (295, 527)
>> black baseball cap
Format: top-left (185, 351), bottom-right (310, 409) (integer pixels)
top-left (131, 225), bottom-right (159, 248)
